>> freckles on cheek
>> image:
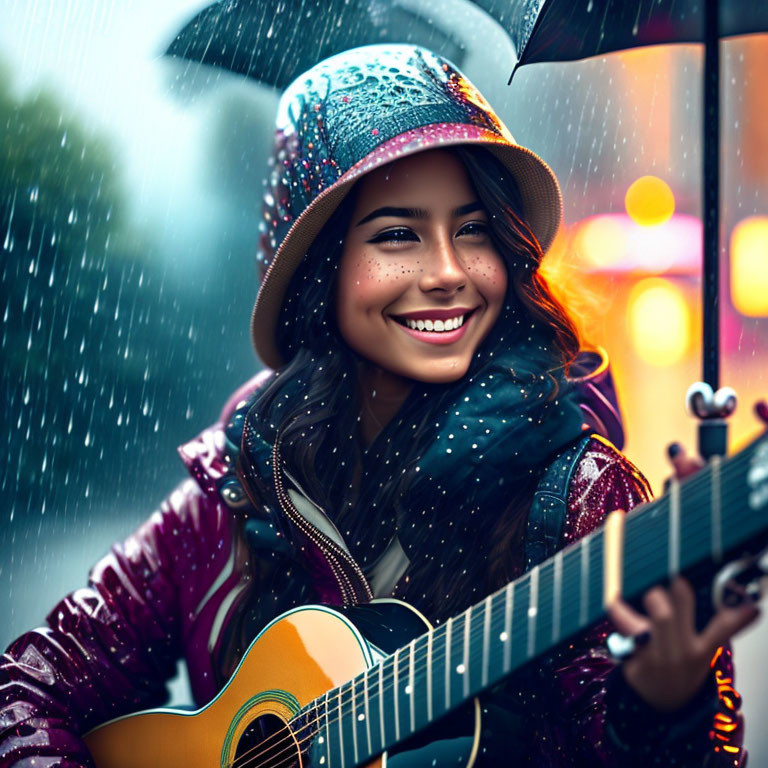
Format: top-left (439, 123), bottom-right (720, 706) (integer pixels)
top-left (466, 255), bottom-right (506, 285)
top-left (362, 257), bottom-right (416, 284)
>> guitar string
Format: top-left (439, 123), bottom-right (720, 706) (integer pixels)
top-left (621, 448), bottom-right (753, 588)
top-left (227, 449), bottom-right (757, 767)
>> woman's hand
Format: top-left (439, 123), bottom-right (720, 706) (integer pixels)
top-left (608, 578), bottom-right (759, 712)
top-left (607, 440), bottom-right (760, 712)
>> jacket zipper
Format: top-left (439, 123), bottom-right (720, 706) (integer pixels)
top-left (270, 433), bottom-right (373, 606)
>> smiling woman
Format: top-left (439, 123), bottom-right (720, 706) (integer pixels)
top-left (0, 43), bottom-right (756, 768)
top-left (336, 150), bottom-right (508, 413)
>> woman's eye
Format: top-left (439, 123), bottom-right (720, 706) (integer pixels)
top-left (368, 228), bottom-right (418, 244)
top-left (458, 221), bottom-right (489, 237)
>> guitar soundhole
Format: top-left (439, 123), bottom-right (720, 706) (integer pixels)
top-left (233, 713), bottom-right (301, 768)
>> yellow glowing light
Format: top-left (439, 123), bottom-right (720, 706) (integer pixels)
top-left (625, 175), bottom-right (676, 226)
top-left (573, 215), bottom-right (627, 268)
top-left (731, 216), bottom-right (768, 317)
top-left (627, 278), bottom-right (691, 366)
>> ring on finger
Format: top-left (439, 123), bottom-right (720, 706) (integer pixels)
top-left (607, 630), bottom-right (651, 662)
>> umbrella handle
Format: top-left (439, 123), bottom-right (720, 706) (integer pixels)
top-left (685, 382), bottom-right (738, 459)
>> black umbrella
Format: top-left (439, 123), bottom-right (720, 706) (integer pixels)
top-left (166, 0), bottom-right (768, 457)
top-left (478, 0), bottom-right (768, 69)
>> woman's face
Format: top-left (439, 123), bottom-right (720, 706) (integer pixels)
top-left (336, 149), bottom-right (508, 385)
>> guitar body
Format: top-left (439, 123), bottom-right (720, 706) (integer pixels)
top-left (84, 600), bottom-right (480, 768)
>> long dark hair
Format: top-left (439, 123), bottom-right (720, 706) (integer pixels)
top-left (248, 145), bottom-right (581, 616)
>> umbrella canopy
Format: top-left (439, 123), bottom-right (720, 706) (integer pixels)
top-left (474, 0), bottom-right (768, 74)
top-left (164, 0), bottom-right (464, 89)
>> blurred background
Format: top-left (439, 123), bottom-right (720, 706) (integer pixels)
top-left (1, 0), bottom-right (766, 760)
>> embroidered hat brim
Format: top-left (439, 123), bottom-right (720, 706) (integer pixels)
top-left (250, 45), bottom-right (563, 369)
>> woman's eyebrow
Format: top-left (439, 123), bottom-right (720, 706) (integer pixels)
top-left (355, 201), bottom-right (482, 227)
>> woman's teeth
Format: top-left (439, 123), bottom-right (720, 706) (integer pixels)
top-left (404, 314), bottom-right (465, 332)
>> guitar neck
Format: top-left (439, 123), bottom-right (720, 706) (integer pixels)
top-left (302, 434), bottom-right (768, 767)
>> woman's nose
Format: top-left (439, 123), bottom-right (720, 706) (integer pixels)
top-left (418, 233), bottom-right (467, 294)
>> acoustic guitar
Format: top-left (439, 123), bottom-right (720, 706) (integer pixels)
top-left (83, 431), bottom-right (768, 767)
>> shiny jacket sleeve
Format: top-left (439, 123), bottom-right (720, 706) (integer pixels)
top-left (0, 480), bottom-right (204, 768)
top-left (0, 372), bottom-right (271, 768)
top-left (552, 438), bottom-right (746, 767)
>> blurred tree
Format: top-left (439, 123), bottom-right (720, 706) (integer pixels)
top-left (204, 82), bottom-right (274, 266)
top-left (0, 64), bottom-right (193, 525)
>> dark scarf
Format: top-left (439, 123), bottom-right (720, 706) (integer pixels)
top-left (238, 327), bottom-right (587, 574)
top-left (348, 332), bottom-right (587, 562)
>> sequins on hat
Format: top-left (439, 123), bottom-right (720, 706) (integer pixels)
top-left (252, 43), bottom-right (563, 369)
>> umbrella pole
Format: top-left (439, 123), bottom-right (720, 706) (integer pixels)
top-left (691, 0), bottom-right (732, 460)
top-left (702, 0), bottom-right (719, 395)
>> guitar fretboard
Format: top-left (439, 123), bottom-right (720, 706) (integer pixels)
top-left (297, 435), bottom-right (768, 768)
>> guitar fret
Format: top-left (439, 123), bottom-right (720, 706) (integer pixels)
top-left (363, 667), bottom-right (372, 757)
top-left (462, 607), bottom-right (472, 698)
top-left (338, 686), bottom-right (346, 768)
top-left (323, 691), bottom-right (332, 768)
top-left (711, 456), bottom-right (722, 562)
top-left (393, 650), bottom-right (400, 743)
top-left (503, 583), bottom-right (513, 673)
top-left (351, 676), bottom-right (358, 764)
top-left (408, 640), bottom-right (416, 734)
top-left (378, 662), bottom-right (386, 749)
top-left (527, 567), bottom-right (539, 658)
top-left (552, 551), bottom-right (563, 644)
top-left (579, 537), bottom-right (590, 627)
top-left (426, 629), bottom-right (434, 722)
top-left (669, 479), bottom-right (681, 576)
top-left (444, 618), bottom-right (453, 710)
top-left (482, 594), bottom-right (492, 687)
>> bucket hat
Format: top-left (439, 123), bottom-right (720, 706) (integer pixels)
top-left (252, 43), bottom-right (563, 369)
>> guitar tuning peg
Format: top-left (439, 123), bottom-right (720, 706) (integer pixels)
top-left (755, 400), bottom-right (768, 427)
top-left (685, 382), bottom-right (739, 420)
top-left (686, 382), bottom-right (714, 419)
top-left (712, 387), bottom-right (738, 418)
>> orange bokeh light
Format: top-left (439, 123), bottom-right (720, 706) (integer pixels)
top-left (572, 215), bottom-right (626, 269)
top-left (627, 278), bottom-right (691, 366)
top-left (731, 216), bottom-right (768, 317)
top-left (625, 175), bottom-right (676, 226)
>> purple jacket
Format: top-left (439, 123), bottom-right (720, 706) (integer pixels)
top-left (0, 371), bottom-right (746, 767)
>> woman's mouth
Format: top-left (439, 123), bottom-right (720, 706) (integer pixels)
top-left (391, 308), bottom-right (477, 345)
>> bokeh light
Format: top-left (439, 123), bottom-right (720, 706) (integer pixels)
top-left (625, 175), bottom-right (676, 226)
top-left (572, 215), bottom-right (627, 268)
top-left (627, 277), bottom-right (691, 365)
top-left (572, 213), bottom-right (700, 274)
top-left (731, 216), bottom-right (768, 317)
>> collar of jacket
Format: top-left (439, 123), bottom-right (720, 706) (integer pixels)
top-left (232, 398), bottom-right (373, 606)
top-left (174, 377), bottom-right (371, 606)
